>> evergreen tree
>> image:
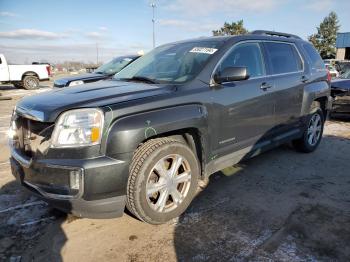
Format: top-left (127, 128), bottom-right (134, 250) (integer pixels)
top-left (213, 20), bottom-right (248, 36)
top-left (308, 12), bottom-right (340, 59)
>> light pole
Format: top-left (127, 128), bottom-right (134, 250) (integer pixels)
top-left (96, 42), bottom-right (99, 65)
top-left (151, 1), bottom-right (156, 48)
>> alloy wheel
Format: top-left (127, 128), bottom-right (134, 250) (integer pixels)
top-left (25, 77), bottom-right (38, 89)
top-left (146, 154), bottom-right (192, 213)
top-left (307, 113), bottom-right (322, 146)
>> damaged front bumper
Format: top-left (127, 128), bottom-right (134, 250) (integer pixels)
top-left (10, 146), bottom-right (129, 219)
top-left (332, 93), bottom-right (350, 113)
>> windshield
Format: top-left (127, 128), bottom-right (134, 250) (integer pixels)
top-left (114, 40), bottom-right (223, 84)
top-left (95, 56), bottom-right (135, 75)
top-left (340, 70), bottom-right (350, 79)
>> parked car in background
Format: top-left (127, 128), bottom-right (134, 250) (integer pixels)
top-left (334, 61), bottom-right (350, 75)
top-left (10, 31), bottom-right (331, 224)
top-left (53, 55), bottom-right (140, 88)
top-left (325, 63), bottom-right (339, 78)
top-left (331, 69), bottom-right (350, 113)
top-left (0, 54), bottom-right (51, 89)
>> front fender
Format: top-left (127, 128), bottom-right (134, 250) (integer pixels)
top-left (104, 104), bottom-right (208, 156)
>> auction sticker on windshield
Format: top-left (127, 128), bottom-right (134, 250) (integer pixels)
top-left (189, 47), bottom-right (218, 54)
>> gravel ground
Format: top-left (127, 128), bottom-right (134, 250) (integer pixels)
top-left (0, 83), bottom-right (349, 261)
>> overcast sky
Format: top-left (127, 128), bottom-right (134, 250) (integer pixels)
top-left (1, 0), bottom-right (350, 64)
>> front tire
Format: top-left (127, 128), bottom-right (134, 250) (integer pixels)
top-left (22, 75), bottom-right (39, 90)
top-left (293, 102), bottom-right (324, 153)
top-left (126, 138), bottom-right (200, 224)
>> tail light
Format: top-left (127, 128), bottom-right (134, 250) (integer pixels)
top-left (46, 65), bottom-right (51, 77)
top-left (327, 70), bottom-right (331, 83)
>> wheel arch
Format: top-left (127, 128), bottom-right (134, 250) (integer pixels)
top-left (141, 128), bottom-right (205, 178)
top-left (21, 71), bottom-right (39, 80)
top-left (313, 96), bottom-right (328, 117)
top-left (104, 105), bottom-right (209, 176)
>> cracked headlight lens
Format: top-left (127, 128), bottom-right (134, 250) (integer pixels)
top-left (51, 108), bottom-right (104, 148)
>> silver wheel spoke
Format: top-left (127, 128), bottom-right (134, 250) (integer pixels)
top-left (147, 181), bottom-right (167, 196)
top-left (155, 189), bottom-right (169, 212)
top-left (313, 118), bottom-right (320, 128)
top-left (315, 131), bottom-right (321, 139)
top-left (174, 172), bottom-right (191, 184)
top-left (154, 160), bottom-right (168, 177)
top-left (170, 189), bottom-right (183, 205)
top-left (169, 155), bottom-right (183, 177)
top-left (312, 134), bottom-right (316, 144)
top-left (308, 133), bottom-right (314, 145)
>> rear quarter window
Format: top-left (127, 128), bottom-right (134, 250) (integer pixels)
top-left (302, 44), bottom-right (325, 70)
top-left (264, 42), bottom-right (303, 75)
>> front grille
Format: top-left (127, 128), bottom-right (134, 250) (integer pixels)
top-left (12, 115), bottom-right (54, 158)
top-left (53, 80), bottom-right (67, 88)
top-left (53, 82), bottom-right (64, 88)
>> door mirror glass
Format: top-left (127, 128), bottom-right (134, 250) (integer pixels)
top-left (214, 66), bottom-right (249, 83)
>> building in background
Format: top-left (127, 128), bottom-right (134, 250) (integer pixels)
top-left (336, 32), bottom-right (350, 60)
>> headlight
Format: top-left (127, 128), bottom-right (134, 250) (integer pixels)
top-left (69, 80), bottom-right (84, 87)
top-left (8, 108), bottom-right (17, 142)
top-left (51, 108), bottom-right (104, 148)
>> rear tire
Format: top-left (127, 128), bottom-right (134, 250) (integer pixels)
top-left (22, 75), bottom-right (39, 90)
top-left (126, 137), bottom-right (200, 224)
top-left (293, 102), bottom-right (324, 153)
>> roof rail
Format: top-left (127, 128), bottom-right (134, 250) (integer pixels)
top-left (251, 30), bottom-right (302, 40)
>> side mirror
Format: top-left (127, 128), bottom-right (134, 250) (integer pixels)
top-left (214, 67), bottom-right (249, 84)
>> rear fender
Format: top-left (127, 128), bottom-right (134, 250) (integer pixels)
top-left (301, 81), bottom-right (332, 116)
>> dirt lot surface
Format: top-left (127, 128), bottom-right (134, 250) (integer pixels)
top-left (0, 82), bottom-right (350, 262)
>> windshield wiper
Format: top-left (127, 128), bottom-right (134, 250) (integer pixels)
top-left (120, 76), bottom-right (159, 84)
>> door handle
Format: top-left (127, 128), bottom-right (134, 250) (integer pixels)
top-left (260, 82), bottom-right (272, 91)
top-left (301, 75), bottom-right (309, 83)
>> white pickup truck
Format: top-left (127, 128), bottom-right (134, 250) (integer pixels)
top-left (0, 54), bottom-right (51, 89)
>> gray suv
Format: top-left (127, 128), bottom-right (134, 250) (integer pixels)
top-left (10, 30), bottom-right (331, 224)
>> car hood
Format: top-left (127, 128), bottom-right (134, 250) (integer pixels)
top-left (54, 73), bottom-right (108, 86)
top-left (331, 78), bottom-right (350, 90)
top-left (16, 80), bottom-right (174, 122)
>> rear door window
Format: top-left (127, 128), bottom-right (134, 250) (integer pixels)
top-left (302, 43), bottom-right (325, 70)
top-left (264, 42), bottom-right (303, 74)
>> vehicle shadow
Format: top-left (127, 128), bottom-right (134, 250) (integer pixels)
top-left (0, 179), bottom-right (67, 261)
top-left (173, 135), bottom-right (350, 261)
top-left (329, 112), bottom-right (350, 122)
top-left (0, 85), bottom-right (17, 91)
top-left (0, 84), bottom-right (51, 91)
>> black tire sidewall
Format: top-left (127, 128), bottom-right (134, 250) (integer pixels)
top-left (134, 142), bottom-right (200, 224)
top-left (13, 83), bottom-right (23, 88)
